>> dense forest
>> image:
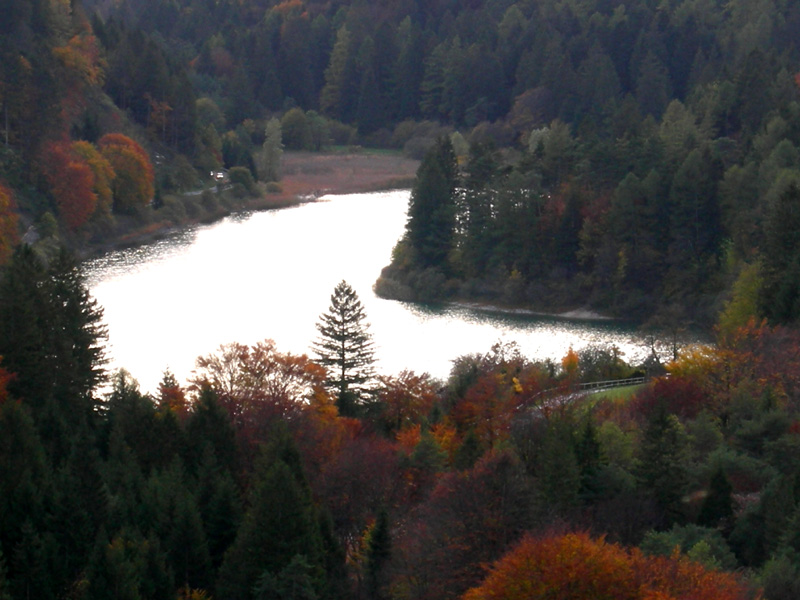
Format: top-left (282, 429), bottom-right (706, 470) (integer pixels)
top-left (3, 243), bottom-right (796, 600)
top-left (1, 0), bottom-right (800, 322)
top-left (4, 0), bottom-right (800, 597)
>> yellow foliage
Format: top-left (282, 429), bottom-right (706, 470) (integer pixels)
top-left (72, 141), bottom-right (115, 214)
top-left (561, 346), bottom-right (579, 376)
top-left (717, 261), bottom-right (763, 342)
top-left (52, 32), bottom-right (105, 87)
top-left (431, 421), bottom-right (458, 462)
top-left (666, 344), bottom-right (720, 379)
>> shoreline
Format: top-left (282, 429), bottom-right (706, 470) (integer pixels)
top-left (455, 302), bottom-right (614, 321)
top-left (80, 150), bottom-right (420, 259)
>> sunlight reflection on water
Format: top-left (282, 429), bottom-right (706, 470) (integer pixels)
top-left (84, 190), bottom-right (667, 394)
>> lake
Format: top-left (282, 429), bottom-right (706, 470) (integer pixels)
top-left (84, 190), bottom-right (658, 394)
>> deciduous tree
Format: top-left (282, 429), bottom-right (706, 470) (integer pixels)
top-left (38, 140), bottom-right (98, 231)
top-left (98, 133), bottom-right (154, 214)
top-left (190, 339), bottom-right (326, 448)
top-left (464, 532), bottom-right (755, 600)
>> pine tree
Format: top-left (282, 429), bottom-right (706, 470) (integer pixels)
top-left (405, 137), bottom-right (459, 270)
top-left (636, 408), bottom-right (691, 526)
top-left (261, 118), bottom-right (283, 182)
top-left (697, 465), bottom-right (734, 529)
top-left (0, 546), bottom-right (10, 600)
top-left (216, 460), bottom-right (325, 600)
top-left (0, 246), bottom-right (106, 456)
top-left (313, 281), bottom-right (376, 413)
top-left (364, 509), bottom-right (391, 600)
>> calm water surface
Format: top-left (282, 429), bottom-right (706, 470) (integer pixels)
top-left (84, 190), bottom-right (655, 393)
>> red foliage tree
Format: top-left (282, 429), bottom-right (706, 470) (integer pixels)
top-left (630, 375), bottom-right (709, 422)
top-left (392, 449), bottom-right (536, 600)
top-left (190, 339), bottom-right (328, 451)
top-left (311, 433), bottom-right (400, 553)
top-left (378, 370), bottom-right (438, 434)
top-left (38, 140), bottom-right (98, 230)
top-left (463, 532), bottom-right (758, 600)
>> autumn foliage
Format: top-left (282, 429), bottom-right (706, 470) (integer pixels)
top-left (464, 532), bottom-right (758, 600)
top-left (99, 133), bottom-right (155, 214)
top-left (72, 140), bottom-right (115, 218)
top-left (38, 140), bottom-right (98, 230)
top-left (190, 339), bottom-right (328, 449)
top-left (52, 29), bottom-right (105, 126)
top-left (0, 182), bottom-right (19, 264)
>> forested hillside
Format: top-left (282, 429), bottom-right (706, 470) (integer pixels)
top-left (5, 2), bottom-right (800, 598)
top-left (0, 248), bottom-right (785, 600)
top-left (3, 0), bottom-right (800, 322)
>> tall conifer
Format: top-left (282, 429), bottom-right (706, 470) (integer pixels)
top-left (313, 281), bottom-right (376, 413)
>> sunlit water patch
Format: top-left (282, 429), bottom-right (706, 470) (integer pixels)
top-left (84, 190), bottom-right (667, 394)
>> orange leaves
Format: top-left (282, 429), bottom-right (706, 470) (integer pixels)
top-left (0, 182), bottom-right (19, 265)
top-left (38, 140), bottom-right (98, 230)
top-left (99, 133), bottom-right (154, 214)
top-left (463, 532), bottom-right (758, 600)
top-left (561, 345), bottom-right (579, 378)
top-left (37, 136), bottom-right (143, 230)
top-left (52, 30), bottom-right (105, 126)
top-left (52, 31), bottom-right (105, 87)
top-left (662, 320), bottom-right (800, 415)
top-left (397, 423), bottom-right (422, 453)
top-left (379, 369), bottom-right (437, 434)
top-left (72, 140), bottom-right (115, 216)
top-left (190, 339), bottom-right (327, 440)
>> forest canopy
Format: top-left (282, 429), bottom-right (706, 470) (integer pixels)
top-left (2, 0), bottom-right (800, 323)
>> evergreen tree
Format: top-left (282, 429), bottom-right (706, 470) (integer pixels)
top-left (364, 508), bottom-right (391, 600)
top-left (0, 546), bottom-right (10, 600)
top-left (762, 183), bottom-right (800, 323)
top-left (453, 428), bottom-right (483, 471)
top-left (184, 385), bottom-right (239, 479)
top-left (11, 521), bottom-right (56, 600)
top-left (0, 401), bottom-right (49, 568)
top-left (262, 118), bottom-right (283, 182)
top-left (195, 446), bottom-right (242, 571)
top-left (253, 555), bottom-right (319, 600)
top-left (216, 460), bottom-right (325, 600)
top-left (537, 420), bottom-right (581, 517)
top-left (313, 280), bottom-right (376, 412)
top-left (0, 246), bottom-right (106, 456)
top-left (697, 465), bottom-right (734, 529)
top-left (636, 408), bottom-right (691, 526)
top-left (405, 137), bottom-right (459, 269)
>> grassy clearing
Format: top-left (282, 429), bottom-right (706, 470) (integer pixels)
top-left (589, 384), bottom-right (646, 403)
